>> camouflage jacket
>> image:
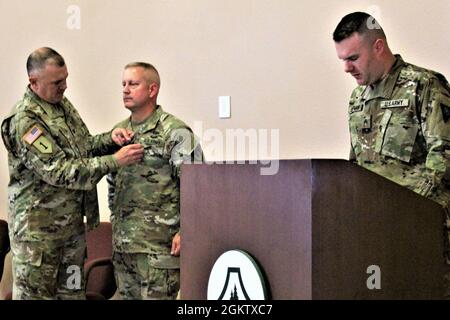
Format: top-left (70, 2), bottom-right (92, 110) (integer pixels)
top-left (107, 105), bottom-right (202, 262)
top-left (1, 86), bottom-right (119, 244)
top-left (348, 55), bottom-right (450, 208)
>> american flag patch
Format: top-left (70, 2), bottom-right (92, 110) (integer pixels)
top-left (23, 125), bottom-right (43, 145)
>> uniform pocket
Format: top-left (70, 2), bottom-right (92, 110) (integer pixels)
top-left (379, 109), bottom-right (419, 163)
top-left (140, 137), bottom-right (165, 156)
top-left (12, 242), bottom-right (43, 267)
top-left (145, 255), bottom-right (180, 299)
top-left (148, 254), bottom-right (180, 269)
top-left (139, 137), bottom-right (168, 168)
top-left (348, 111), bottom-right (366, 159)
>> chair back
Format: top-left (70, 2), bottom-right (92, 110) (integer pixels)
top-left (85, 222), bottom-right (116, 299)
top-left (0, 220), bottom-right (10, 282)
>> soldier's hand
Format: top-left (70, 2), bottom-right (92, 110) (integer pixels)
top-left (114, 144), bottom-right (144, 167)
top-left (112, 128), bottom-right (134, 146)
top-left (171, 232), bottom-right (181, 256)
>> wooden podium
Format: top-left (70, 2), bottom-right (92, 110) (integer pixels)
top-left (180, 160), bottom-right (446, 299)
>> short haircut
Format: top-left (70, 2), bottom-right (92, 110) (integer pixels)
top-left (125, 62), bottom-right (160, 86)
top-left (26, 47), bottom-right (65, 76)
top-left (333, 12), bottom-right (386, 43)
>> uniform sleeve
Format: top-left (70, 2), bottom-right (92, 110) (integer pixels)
top-left (348, 88), bottom-right (362, 163)
top-left (106, 172), bottom-right (117, 221)
top-left (166, 127), bottom-right (204, 180)
top-left (349, 146), bottom-right (357, 162)
top-left (13, 113), bottom-right (119, 191)
top-left (87, 130), bottom-right (119, 156)
top-left (87, 121), bottom-right (128, 157)
top-left (421, 77), bottom-right (450, 204)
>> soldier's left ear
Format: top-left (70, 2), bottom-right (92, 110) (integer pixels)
top-left (29, 75), bottom-right (39, 90)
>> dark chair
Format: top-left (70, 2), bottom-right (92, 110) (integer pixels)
top-left (85, 222), bottom-right (117, 300)
top-left (0, 220), bottom-right (10, 283)
top-left (1, 221), bottom-right (116, 299)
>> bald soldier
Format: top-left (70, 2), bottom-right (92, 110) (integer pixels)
top-left (1, 47), bottom-right (144, 299)
top-left (333, 13), bottom-right (450, 296)
top-left (107, 62), bottom-right (202, 299)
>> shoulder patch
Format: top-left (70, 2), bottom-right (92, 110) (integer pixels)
top-left (22, 125), bottom-right (43, 145)
top-left (441, 95), bottom-right (450, 123)
top-left (32, 136), bottom-right (53, 154)
top-left (442, 103), bottom-right (450, 123)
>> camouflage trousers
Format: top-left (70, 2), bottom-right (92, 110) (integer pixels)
top-left (112, 251), bottom-right (180, 300)
top-left (11, 233), bottom-right (86, 300)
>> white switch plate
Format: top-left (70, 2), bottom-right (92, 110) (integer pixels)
top-left (218, 96), bottom-right (231, 118)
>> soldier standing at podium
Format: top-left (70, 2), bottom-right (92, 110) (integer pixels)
top-left (333, 12), bottom-right (450, 297)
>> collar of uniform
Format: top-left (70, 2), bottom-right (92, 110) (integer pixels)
top-left (128, 105), bottom-right (164, 133)
top-left (365, 54), bottom-right (406, 100)
top-left (25, 85), bottom-right (65, 118)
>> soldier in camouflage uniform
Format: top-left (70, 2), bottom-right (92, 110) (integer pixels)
top-left (1, 47), bottom-right (144, 299)
top-left (107, 62), bottom-right (202, 299)
top-left (333, 12), bottom-right (450, 297)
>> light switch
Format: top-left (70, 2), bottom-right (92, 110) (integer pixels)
top-left (219, 96), bottom-right (231, 119)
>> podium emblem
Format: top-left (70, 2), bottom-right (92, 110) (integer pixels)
top-left (207, 250), bottom-right (269, 300)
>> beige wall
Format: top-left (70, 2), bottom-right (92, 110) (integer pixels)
top-left (0, 0), bottom-right (449, 222)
